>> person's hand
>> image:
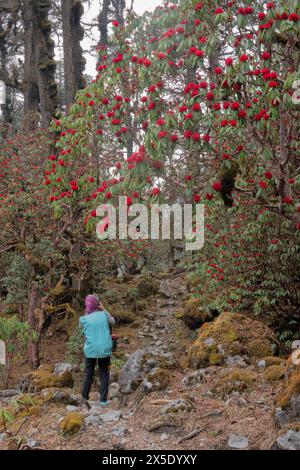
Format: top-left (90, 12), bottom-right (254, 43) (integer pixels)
top-left (98, 301), bottom-right (104, 310)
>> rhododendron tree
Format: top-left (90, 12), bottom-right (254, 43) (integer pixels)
top-left (0, 0), bottom-right (299, 351)
top-left (43, 0), bottom-right (299, 340)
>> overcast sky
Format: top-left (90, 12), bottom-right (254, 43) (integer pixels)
top-left (83, 0), bottom-right (162, 76)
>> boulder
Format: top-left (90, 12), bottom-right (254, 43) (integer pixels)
top-left (20, 364), bottom-right (73, 392)
top-left (176, 298), bottom-right (218, 330)
top-left (54, 363), bottom-right (73, 376)
top-left (187, 312), bottom-right (277, 369)
top-left (118, 349), bottom-right (172, 395)
top-left (134, 275), bottom-right (159, 298)
top-left (118, 350), bottom-right (148, 394)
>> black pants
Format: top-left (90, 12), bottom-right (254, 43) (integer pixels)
top-left (82, 356), bottom-right (110, 402)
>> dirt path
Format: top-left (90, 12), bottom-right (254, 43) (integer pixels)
top-left (0, 272), bottom-right (283, 450)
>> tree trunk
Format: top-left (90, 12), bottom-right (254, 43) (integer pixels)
top-left (98, 0), bottom-right (111, 49)
top-left (61, 0), bottom-right (86, 107)
top-left (28, 282), bottom-right (40, 369)
top-left (36, 0), bottom-right (58, 128)
top-left (23, 0), bottom-right (57, 128)
top-left (23, 0), bottom-right (40, 127)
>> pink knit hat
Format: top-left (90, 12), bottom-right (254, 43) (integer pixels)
top-left (85, 295), bottom-right (98, 314)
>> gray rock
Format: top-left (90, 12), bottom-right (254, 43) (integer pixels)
top-left (204, 338), bottom-right (215, 347)
top-left (66, 405), bottom-right (78, 412)
top-left (109, 382), bottom-right (120, 399)
top-left (161, 399), bottom-right (193, 415)
top-left (291, 341), bottom-right (300, 350)
top-left (0, 389), bottom-right (20, 398)
top-left (273, 430), bottom-right (300, 450)
top-left (0, 433), bottom-right (7, 443)
top-left (102, 410), bottom-right (122, 422)
top-left (225, 355), bottom-right (248, 368)
top-left (118, 349), bottom-right (148, 394)
top-left (111, 427), bottom-right (129, 437)
top-left (84, 415), bottom-right (102, 426)
top-left (182, 369), bottom-right (209, 386)
top-left (54, 363), bottom-right (73, 376)
top-left (228, 434), bottom-right (249, 449)
top-left (26, 438), bottom-right (37, 448)
top-left (225, 395), bottom-right (248, 407)
top-left (257, 359), bottom-right (266, 369)
top-left (274, 394), bottom-right (300, 426)
top-left (140, 378), bottom-right (153, 393)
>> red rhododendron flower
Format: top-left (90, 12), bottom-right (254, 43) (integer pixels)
top-left (289, 13), bottom-right (299, 21)
top-left (192, 102), bottom-right (201, 111)
top-left (264, 171), bottom-right (273, 179)
top-left (193, 194), bottom-right (201, 203)
top-left (239, 54), bottom-right (249, 62)
top-left (212, 182), bottom-right (222, 191)
top-left (151, 187), bottom-right (160, 196)
top-left (259, 181), bottom-right (267, 189)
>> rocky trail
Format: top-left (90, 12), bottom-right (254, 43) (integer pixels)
top-left (0, 271), bottom-right (299, 450)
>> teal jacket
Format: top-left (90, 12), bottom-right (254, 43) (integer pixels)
top-left (79, 311), bottom-right (113, 358)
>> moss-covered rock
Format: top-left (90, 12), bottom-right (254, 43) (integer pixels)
top-left (211, 368), bottom-right (257, 398)
top-left (145, 368), bottom-right (171, 391)
top-left (60, 412), bottom-right (84, 435)
top-left (176, 298), bottom-right (218, 330)
top-left (263, 356), bottom-right (287, 367)
top-left (133, 275), bottom-right (159, 298)
top-left (187, 312), bottom-right (277, 368)
top-left (264, 365), bottom-right (286, 382)
top-left (20, 364), bottom-right (73, 392)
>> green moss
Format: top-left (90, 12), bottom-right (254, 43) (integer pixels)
top-left (212, 368), bottom-right (257, 398)
top-left (263, 356), bottom-right (287, 367)
top-left (60, 412), bottom-right (83, 435)
top-left (188, 311), bottom-right (275, 369)
top-left (23, 364), bottom-right (73, 391)
top-left (146, 368), bottom-right (170, 390)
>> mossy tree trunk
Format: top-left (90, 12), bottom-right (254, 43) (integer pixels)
top-left (23, 0), bottom-right (58, 128)
top-left (28, 281), bottom-right (40, 369)
top-left (23, 1), bottom-right (40, 128)
top-left (61, 0), bottom-right (86, 108)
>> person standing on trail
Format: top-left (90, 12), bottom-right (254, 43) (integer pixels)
top-left (79, 294), bottom-right (115, 406)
